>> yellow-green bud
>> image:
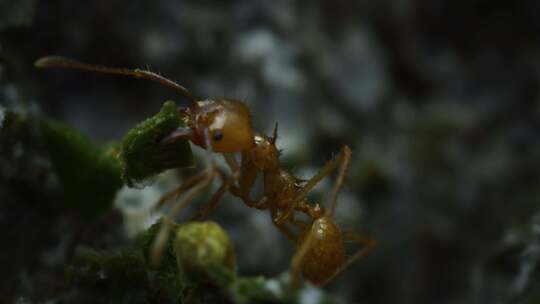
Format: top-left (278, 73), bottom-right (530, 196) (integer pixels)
top-left (174, 221), bottom-right (236, 276)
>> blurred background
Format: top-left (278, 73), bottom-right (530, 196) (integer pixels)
top-left (2, 0), bottom-right (540, 303)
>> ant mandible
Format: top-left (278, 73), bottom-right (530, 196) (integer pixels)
top-left (35, 56), bottom-right (375, 286)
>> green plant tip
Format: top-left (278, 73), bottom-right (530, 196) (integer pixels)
top-left (121, 100), bottom-right (193, 187)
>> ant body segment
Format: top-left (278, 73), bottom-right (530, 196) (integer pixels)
top-left (35, 56), bottom-right (375, 286)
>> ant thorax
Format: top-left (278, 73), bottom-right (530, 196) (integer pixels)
top-left (246, 134), bottom-right (280, 172)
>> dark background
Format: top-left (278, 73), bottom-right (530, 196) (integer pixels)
top-left (2, 0), bottom-right (540, 303)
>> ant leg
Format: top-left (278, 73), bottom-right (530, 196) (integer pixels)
top-left (151, 128), bottom-right (222, 265)
top-left (275, 146), bottom-right (352, 224)
top-left (289, 218), bottom-right (310, 229)
top-left (275, 221), bottom-right (298, 242)
top-left (288, 222), bottom-right (314, 285)
top-left (325, 146), bottom-right (352, 217)
top-left (223, 152), bottom-right (263, 209)
top-left (250, 197), bottom-right (270, 209)
top-left (269, 207), bottom-right (300, 242)
top-left (189, 168), bottom-right (236, 220)
top-left (223, 153), bottom-right (240, 178)
top-left (320, 232), bottom-right (376, 286)
top-left (150, 168), bottom-right (216, 265)
top-left (154, 173), bottom-right (208, 209)
top-left (160, 127), bottom-right (193, 145)
top-left (221, 153), bottom-right (243, 197)
top-left (190, 181), bottom-right (229, 220)
top-left (294, 201), bottom-right (324, 219)
top-left (191, 152), bottom-right (261, 220)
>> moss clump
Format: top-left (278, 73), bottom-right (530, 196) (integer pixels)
top-left (65, 248), bottom-right (152, 303)
top-left (121, 100), bottom-right (193, 187)
top-left (66, 248), bottom-right (148, 291)
top-left (41, 119), bottom-right (123, 220)
top-left (38, 101), bottom-right (194, 219)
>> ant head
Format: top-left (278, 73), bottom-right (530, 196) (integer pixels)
top-left (191, 99), bottom-right (255, 153)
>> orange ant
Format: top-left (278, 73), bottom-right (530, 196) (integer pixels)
top-left (35, 56), bottom-right (375, 286)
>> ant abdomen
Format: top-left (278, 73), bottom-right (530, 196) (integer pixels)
top-left (298, 217), bottom-right (346, 285)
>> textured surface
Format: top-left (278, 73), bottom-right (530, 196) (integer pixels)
top-left (3, 0), bottom-right (540, 303)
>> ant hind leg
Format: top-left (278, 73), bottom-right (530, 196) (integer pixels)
top-left (275, 221), bottom-right (298, 242)
top-left (325, 145), bottom-right (352, 217)
top-left (287, 146), bottom-right (354, 285)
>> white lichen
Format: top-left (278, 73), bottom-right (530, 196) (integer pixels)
top-left (113, 184), bottom-right (162, 238)
top-left (298, 283), bottom-right (331, 304)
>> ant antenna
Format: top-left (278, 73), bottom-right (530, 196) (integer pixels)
top-left (35, 56), bottom-right (197, 105)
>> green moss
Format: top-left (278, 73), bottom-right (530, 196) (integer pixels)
top-left (121, 100), bottom-right (193, 187)
top-left (41, 119), bottom-right (123, 220)
top-left (65, 248), bottom-right (151, 303)
top-left (66, 248), bottom-right (148, 290)
top-left (231, 276), bottom-right (278, 303)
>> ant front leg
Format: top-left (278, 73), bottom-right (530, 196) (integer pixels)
top-left (222, 153), bottom-right (269, 210)
top-left (275, 146), bottom-right (353, 225)
top-left (151, 129), bottom-right (221, 265)
top-left (150, 167), bottom-right (216, 265)
top-left (154, 172), bottom-right (208, 209)
top-left (189, 167), bottom-right (237, 220)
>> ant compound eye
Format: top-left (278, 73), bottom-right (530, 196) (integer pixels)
top-left (212, 131), bottom-right (224, 141)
